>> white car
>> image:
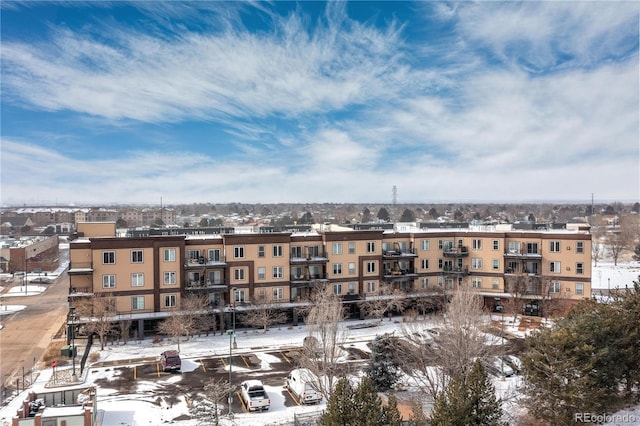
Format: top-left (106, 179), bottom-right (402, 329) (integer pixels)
top-left (286, 368), bottom-right (322, 404)
top-left (240, 380), bottom-right (270, 412)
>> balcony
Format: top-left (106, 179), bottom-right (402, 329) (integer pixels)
top-left (443, 246), bottom-right (469, 257)
top-left (68, 262), bottom-right (93, 275)
top-left (184, 256), bottom-right (227, 268)
top-left (185, 280), bottom-right (227, 291)
top-left (382, 248), bottom-right (417, 259)
top-left (290, 252), bottom-right (329, 264)
top-left (442, 266), bottom-right (469, 276)
top-left (290, 273), bottom-right (328, 286)
top-left (383, 268), bottom-right (418, 279)
top-left (504, 250), bottom-right (541, 259)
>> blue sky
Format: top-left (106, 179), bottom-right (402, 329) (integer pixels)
top-left (1, 1), bottom-right (638, 206)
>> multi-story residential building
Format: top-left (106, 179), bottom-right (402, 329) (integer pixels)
top-left (68, 222), bottom-right (591, 338)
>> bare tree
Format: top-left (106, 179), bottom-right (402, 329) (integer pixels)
top-left (606, 230), bottom-right (629, 266)
top-left (592, 241), bottom-right (604, 266)
top-left (504, 274), bottom-right (527, 323)
top-left (400, 286), bottom-right (498, 400)
top-left (118, 317), bottom-right (132, 345)
top-left (299, 287), bottom-right (347, 399)
top-left (239, 299), bottom-right (287, 332)
top-left (193, 377), bottom-right (228, 426)
top-left (158, 294), bottom-right (210, 351)
top-left (359, 287), bottom-right (407, 321)
top-left (75, 293), bottom-right (117, 350)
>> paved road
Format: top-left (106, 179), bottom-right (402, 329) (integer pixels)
top-left (0, 270), bottom-right (70, 394)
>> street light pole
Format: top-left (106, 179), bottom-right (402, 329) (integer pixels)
top-left (69, 306), bottom-right (77, 381)
top-left (231, 287), bottom-right (237, 349)
top-left (226, 328), bottom-right (234, 416)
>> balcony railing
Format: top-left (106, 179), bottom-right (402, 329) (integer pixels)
top-left (290, 252), bottom-right (329, 263)
top-left (443, 246), bottom-right (469, 257)
top-left (442, 266), bottom-right (469, 275)
top-left (382, 248), bottom-right (417, 258)
top-left (383, 268), bottom-right (417, 278)
top-left (185, 280), bottom-right (227, 290)
top-left (184, 256), bottom-right (227, 268)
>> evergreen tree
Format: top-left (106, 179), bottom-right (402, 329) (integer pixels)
top-left (354, 377), bottom-right (385, 426)
top-left (365, 333), bottom-right (402, 391)
top-left (377, 207), bottom-right (390, 222)
top-left (362, 208), bottom-right (372, 223)
top-left (318, 377), bottom-right (356, 426)
top-left (430, 360), bottom-right (503, 426)
top-left (399, 208), bottom-right (416, 222)
top-left (407, 399), bottom-right (429, 425)
top-left (382, 395), bottom-right (403, 426)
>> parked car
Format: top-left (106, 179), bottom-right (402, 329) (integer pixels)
top-left (483, 356), bottom-right (515, 377)
top-left (160, 350), bottom-right (181, 372)
top-left (30, 277), bottom-right (52, 284)
top-left (501, 355), bottom-right (522, 374)
top-left (286, 368), bottom-right (322, 404)
top-left (240, 380), bottom-right (270, 411)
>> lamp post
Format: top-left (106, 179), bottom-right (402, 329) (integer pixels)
top-left (231, 287), bottom-right (237, 349)
top-left (23, 253), bottom-right (28, 295)
top-left (68, 304), bottom-right (77, 382)
top-left (226, 328), bottom-right (234, 416)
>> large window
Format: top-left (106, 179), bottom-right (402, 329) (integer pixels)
top-left (348, 262), bottom-right (356, 275)
top-left (131, 250), bottom-right (143, 263)
top-left (526, 243), bottom-right (539, 254)
top-left (131, 273), bottom-right (144, 287)
top-left (103, 251), bottom-right (115, 264)
top-left (348, 242), bottom-right (356, 254)
top-left (272, 245), bottom-right (283, 257)
top-left (492, 278), bottom-right (500, 290)
top-left (576, 241), bottom-right (584, 253)
top-left (472, 239), bottom-right (482, 250)
top-left (366, 261), bottom-right (376, 273)
top-left (366, 242), bottom-right (376, 253)
top-left (208, 249), bottom-right (221, 262)
top-left (164, 271), bottom-right (176, 285)
top-left (164, 294), bottom-right (177, 308)
top-left (234, 247), bottom-right (245, 259)
top-left (257, 267), bottom-right (266, 280)
top-left (367, 281), bottom-right (376, 293)
top-left (131, 296), bottom-right (145, 310)
top-left (234, 268), bottom-right (245, 281)
top-left (333, 283), bottom-right (342, 295)
top-left (472, 258), bottom-right (483, 270)
top-left (234, 289), bottom-right (246, 303)
top-left (421, 259), bottom-right (429, 270)
top-left (550, 261), bottom-right (561, 273)
top-left (102, 274), bottom-right (116, 288)
top-left (549, 241), bottom-right (561, 253)
top-left (576, 283), bottom-right (584, 296)
top-left (187, 249), bottom-right (200, 260)
top-left (472, 277), bottom-right (482, 288)
top-left (333, 243), bottom-right (343, 255)
top-left (164, 248), bottom-right (176, 262)
top-left (272, 266), bottom-right (283, 279)
top-left (333, 264), bottom-right (343, 275)
top-left (421, 240), bottom-right (430, 251)
top-left (273, 287), bottom-right (284, 300)
top-left (549, 282), bottom-right (561, 293)
top-left (508, 241), bottom-right (520, 254)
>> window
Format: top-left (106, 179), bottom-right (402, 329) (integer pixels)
top-left (366, 261), bottom-right (376, 273)
top-left (576, 283), bottom-right (584, 296)
top-left (272, 245), bottom-right (283, 257)
top-left (333, 283), bottom-right (342, 295)
top-left (576, 262), bottom-right (584, 274)
top-left (550, 261), bottom-right (561, 273)
top-left (103, 251), bottom-right (115, 264)
top-left (348, 282), bottom-right (356, 295)
top-left (366, 242), bottom-right (376, 253)
top-left (492, 278), bottom-right (500, 290)
top-left (131, 273), bottom-right (144, 287)
top-left (234, 268), bottom-right (245, 281)
top-left (208, 270), bottom-right (222, 285)
top-left (348, 242), bottom-right (355, 254)
top-left (187, 249), bottom-right (200, 260)
top-left (333, 243), bottom-right (343, 255)
top-left (550, 241), bottom-right (561, 253)
top-left (472, 258), bottom-right (483, 270)
top-left (234, 289), bottom-right (246, 303)
top-left (333, 264), bottom-right (343, 275)
top-left (131, 296), bottom-right (145, 310)
top-left (272, 266), bottom-right (283, 279)
top-left (367, 281), bottom-right (376, 293)
top-left (526, 243), bottom-right (538, 254)
top-left (472, 277), bottom-right (482, 288)
top-left (102, 274), bottom-right (116, 288)
top-left (421, 259), bottom-right (429, 270)
top-left (549, 282), bottom-right (561, 293)
top-left (164, 294), bottom-right (177, 308)
top-left (258, 246), bottom-right (265, 258)
top-left (576, 242), bottom-right (584, 253)
top-left (131, 250), bottom-right (143, 263)
top-left (472, 239), bottom-right (482, 250)
top-left (492, 240), bottom-right (499, 251)
top-left (257, 267), bottom-right (266, 280)
top-left (187, 272), bottom-right (200, 285)
top-left (420, 277), bottom-right (429, 289)
top-left (492, 259), bottom-right (500, 270)
top-left (438, 259), bottom-right (443, 269)
top-left (164, 248), bottom-right (176, 262)
top-left (208, 249), bottom-right (221, 262)
top-left (164, 272), bottom-right (176, 285)
top-left (273, 287), bottom-right (284, 300)
top-left (234, 247), bottom-right (244, 259)
top-left (421, 240), bottom-right (430, 251)
top-left (291, 246), bottom-right (302, 258)
top-left (508, 241), bottom-right (520, 254)
top-left (438, 240), bottom-right (443, 250)
top-left (348, 262), bottom-right (356, 275)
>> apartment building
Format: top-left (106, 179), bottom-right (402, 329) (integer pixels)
top-left (68, 222), bottom-right (591, 336)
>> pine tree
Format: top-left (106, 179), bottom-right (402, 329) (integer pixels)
top-left (382, 394), bottom-right (404, 426)
top-left (354, 377), bottom-right (385, 426)
top-left (407, 399), bottom-right (429, 426)
top-left (430, 372), bottom-right (469, 425)
top-left (365, 333), bottom-right (401, 391)
top-left (318, 377), bottom-right (356, 426)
